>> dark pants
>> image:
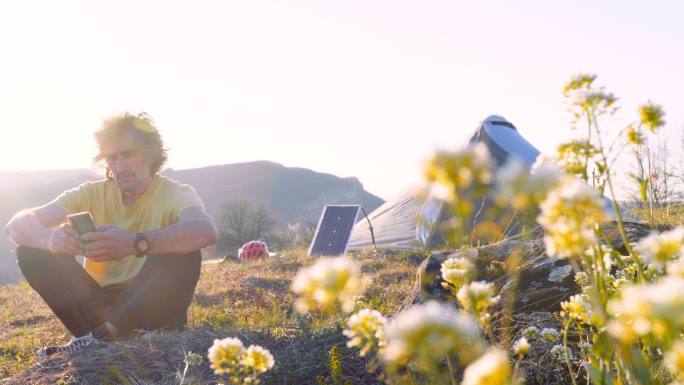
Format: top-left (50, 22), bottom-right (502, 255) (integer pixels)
top-left (16, 246), bottom-right (201, 339)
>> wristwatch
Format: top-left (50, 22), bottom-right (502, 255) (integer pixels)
top-left (134, 232), bottom-right (150, 258)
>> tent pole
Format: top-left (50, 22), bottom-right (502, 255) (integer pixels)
top-left (360, 207), bottom-right (377, 251)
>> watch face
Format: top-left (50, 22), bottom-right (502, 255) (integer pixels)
top-left (138, 239), bottom-right (149, 253)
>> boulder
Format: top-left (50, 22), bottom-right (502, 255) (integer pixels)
top-left (402, 221), bottom-right (655, 312)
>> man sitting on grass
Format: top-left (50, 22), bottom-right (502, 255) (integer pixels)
top-left (4, 112), bottom-right (218, 358)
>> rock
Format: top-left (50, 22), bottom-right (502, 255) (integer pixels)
top-left (547, 265), bottom-right (572, 282)
top-left (402, 221), bottom-right (654, 313)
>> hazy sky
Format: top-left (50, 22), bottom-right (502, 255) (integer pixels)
top-left (1, 0), bottom-right (682, 199)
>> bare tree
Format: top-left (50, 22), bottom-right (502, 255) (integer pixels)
top-left (627, 145), bottom-right (649, 208)
top-left (628, 133), bottom-right (682, 215)
top-left (650, 139), bottom-right (680, 206)
top-left (217, 200), bottom-right (275, 257)
top-left (268, 220), bottom-right (319, 251)
top-left (673, 124), bottom-right (684, 201)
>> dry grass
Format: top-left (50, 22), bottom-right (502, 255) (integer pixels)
top-left (5, 204), bottom-right (680, 385)
top-left (638, 204), bottom-right (684, 228)
top-left (0, 248), bottom-right (420, 385)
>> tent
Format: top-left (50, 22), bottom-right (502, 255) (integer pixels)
top-left (347, 115), bottom-right (543, 251)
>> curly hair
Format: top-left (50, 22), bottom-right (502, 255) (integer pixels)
top-left (92, 112), bottom-right (168, 179)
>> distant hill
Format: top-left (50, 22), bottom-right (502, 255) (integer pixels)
top-left (0, 161), bottom-right (384, 285)
top-left (164, 161), bottom-right (383, 224)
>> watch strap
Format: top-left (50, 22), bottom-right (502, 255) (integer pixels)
top-left (134, 232), bottom-right (148, 258)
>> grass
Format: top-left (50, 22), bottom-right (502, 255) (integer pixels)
top-left (638, 204), bottom-right (684, 228)
top-left (1, 205), bottom-right (679, 384)
top-left (0, 248), bottom-right (420, 385)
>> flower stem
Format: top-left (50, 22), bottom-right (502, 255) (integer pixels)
top-left (445, 354), bottom-right (458, 385)
top-left (562, 320), bottom-right (579, 385)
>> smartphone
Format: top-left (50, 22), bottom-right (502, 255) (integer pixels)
top-left (67, 211), bottom-right (96, 235)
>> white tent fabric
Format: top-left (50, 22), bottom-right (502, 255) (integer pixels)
top-left (349, 115), bottom-right (539, 250)
top-left (349, 184), bottom-right (427, 250)
top-left (347, 115), bottom-right (624, 251)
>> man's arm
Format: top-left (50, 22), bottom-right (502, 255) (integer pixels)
top-left (80, 206), bottom-right (218, 259)
top-left (145, 206), bottom-right (218, 255)
top-left (4, 203), bottom-right (80, 254)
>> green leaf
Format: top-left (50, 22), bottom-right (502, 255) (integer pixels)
top-left (585, 362), bottom-right (615, 385)
top-left (626, 347), bottom-right (652, 385)
top-left (592, 332), bottom-right (616, 360)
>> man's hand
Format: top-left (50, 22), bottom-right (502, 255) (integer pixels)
top-left (47, 223), bottom-right (82, 256)
top-left (80, 224), bottom-right (135, 261)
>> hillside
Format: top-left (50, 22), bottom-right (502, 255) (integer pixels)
top-left (0, 161), bottom-right (384, 285)
top-left (163, 161), bottom-right (383, 226)
top-left (0, 249), bottom-right (420, 384)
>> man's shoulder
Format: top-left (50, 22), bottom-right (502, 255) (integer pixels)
top-left (154, 175), bottom-right (204, 210)
top-left (53, 178), bottom-right (111, 211)
top-left (156, 175), bottom-right (199, 194)
top-left (65, 178), bottom-right (111, 193)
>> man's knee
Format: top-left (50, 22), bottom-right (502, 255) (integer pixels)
top-left (16, 246), bottom-right (44, 273)
top-left (147, 250), bottom-right (201, 300)
top-left (16, 246), bottom-right (67, 277)
top-left (136, 250), bottom-right (202, 292)
top-left (145, 250), bottom-right (202, 270)
top-left (174, 250), bottom-right (202, 279)
top-left (105, 251), bottom-right (202, 338)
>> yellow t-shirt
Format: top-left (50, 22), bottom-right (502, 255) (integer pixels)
top-left (53, 174), bottom-right (205, 288)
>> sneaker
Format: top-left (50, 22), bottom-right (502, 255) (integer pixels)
top-left (36, 332), bottom-right (97, 359)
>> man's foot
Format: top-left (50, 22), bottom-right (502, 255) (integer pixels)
top-left (36, 332), bottom-right (97, 359)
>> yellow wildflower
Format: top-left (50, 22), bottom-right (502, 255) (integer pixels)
top-left (494, 157), bottom-right (561, 210)
top-left (550, 344), bottom-right (574, 363)
top-left (184, 351), bottom-right (203, 367)
top-left (424, 142), bottom-right (493, 202)
top-left (241, 345), bottom-right (275, 374)
top-left (440, 249), bottom-right (477, 294)
top-left (575, 271), bottom-right (590, 288)
top-left (382, 301), bottom-right (482, 374)
top-left (207, 337), bottom-right (275, 384)
top-left (512, 337), bottom-right (530, 358)
top-left (522, 326), bottom-right (540, 340)
top-left (290, 256), bottom-right (368, 314)
top-left (343, 308), bottom-right (387, 357)
top-left (639, 101), bottom-right (666, 132)
top-left (666, 341), bottom-right (684, 380)
top-left (537, 177), bottom-right (608, 258)
top-left (540, 328), bottom-right (560, 343)
top-left (555, 141), bottom-right (597, 180)
top-left (563, 73), bottom-right (597, 96)
top-left (208, 337), bottom-right (246, 376)
top-left (461, 347), bottom-right (512, 385)
top-left (667, 258), bottom-right (684, 278)
top-left (636, 227), bottom-right (684, 267)
top-left (457, 281), bottom-right (500, 326)
top-left (607, 276), bottom-right (684, 343)
top-left (560, 294), bottom-right (593, 325)
top-left (626, 125), bottom-right (645, 145)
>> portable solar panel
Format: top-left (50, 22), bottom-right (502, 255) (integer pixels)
top-left (308, 205), bottom-right (361, 257)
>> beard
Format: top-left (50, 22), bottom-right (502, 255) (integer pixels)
top-left (115, 173), bottom-right (137, 192)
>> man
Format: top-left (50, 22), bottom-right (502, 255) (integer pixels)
top-left (4, 112), bottom-right (218, 358)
